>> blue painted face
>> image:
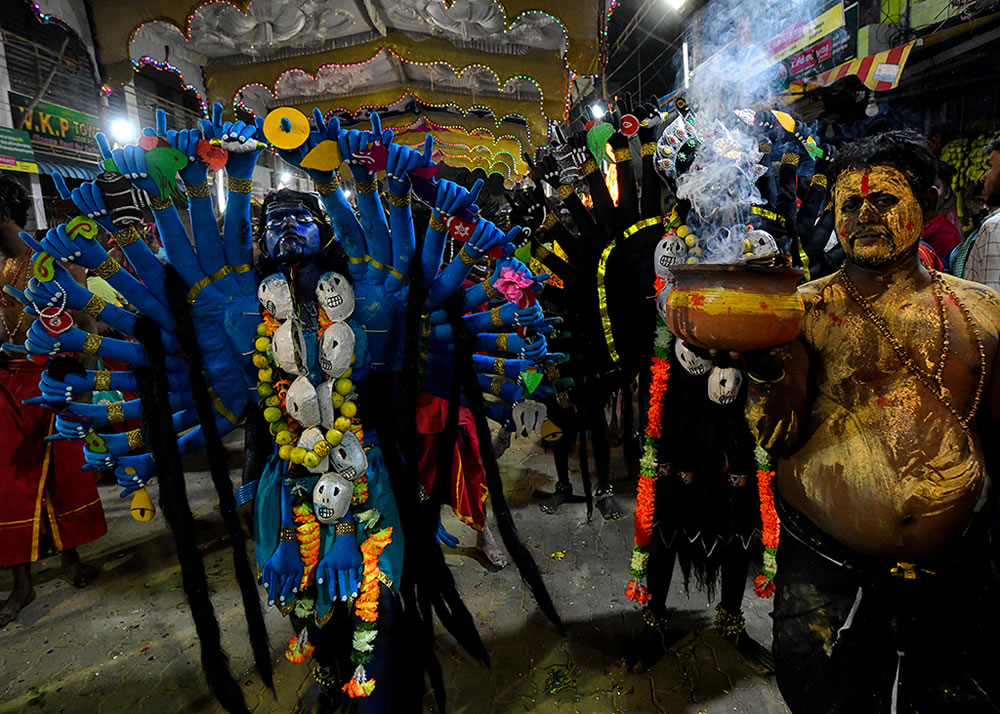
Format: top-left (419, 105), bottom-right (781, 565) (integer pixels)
top-left (263, 204), bottom-right (322, 264)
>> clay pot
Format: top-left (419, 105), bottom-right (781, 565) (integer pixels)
top-left (664, 263), bottom-right (805, 352)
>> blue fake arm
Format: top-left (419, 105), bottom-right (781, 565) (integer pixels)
top-left (317, 189), bottom-right (368, 281)
top-left (476, 373), bottom-right (523, 404)
top-left (261, 477), bottom-right (305, 606)
top-left (60, 390), bottom-right (194, 427)
top-left (472, 354), bottom-right (536, 379)
top-left (149, 203), bottom-right (208, 288)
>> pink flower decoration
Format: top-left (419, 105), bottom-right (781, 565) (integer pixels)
top-left (493, 267), bottom-right (533, 302)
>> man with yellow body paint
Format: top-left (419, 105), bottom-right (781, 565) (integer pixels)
top-left (745, 131), bottom-right (1000, 712)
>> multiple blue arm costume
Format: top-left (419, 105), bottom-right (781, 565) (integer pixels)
top-left (8, 103), bottom-right (559, 710)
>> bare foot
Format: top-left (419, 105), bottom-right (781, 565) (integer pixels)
top-left (539, 482), bottom-right (573, 514)
top-left (0, 585), bottom-right (35, 627)
top-left (476, 525), bottom-right (508, 568)
top-left (627, 610), bottom-right (684, 673)
top-left (61, 550), bottom-right (100, 588)
top-left (595, 487), bottom-right (624, 520)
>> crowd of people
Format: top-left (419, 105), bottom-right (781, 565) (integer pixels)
top-left (0, 94), bottom-right (998, 713)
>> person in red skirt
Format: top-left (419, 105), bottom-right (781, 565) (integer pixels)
top-left (0, 176), bottom-right (106, 627)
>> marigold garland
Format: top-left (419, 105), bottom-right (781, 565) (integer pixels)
top-left (284, 629), bottom-right (315, 663)
top-left (625, 313), bottom-right (673, 604)
top-left (343, 525), bottom-right (393, 698)
top-left (293, 503), bottom-right (321, 590)
top-left (753, 445), bottom-right (780, 598)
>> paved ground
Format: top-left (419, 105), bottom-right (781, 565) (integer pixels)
top-left (1, 432), bottom-right (788, 713)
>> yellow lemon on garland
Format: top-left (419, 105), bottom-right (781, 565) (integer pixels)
top-left (278, 444), bottom-right (293, 460)
top-left (269, 421), bottom-right (284, 436)
top-left (290, 447), bottom-right (307, 465)
top-left (676, 225), bottom-right (689, 238)
top-left (255, 337), bottom-right (271, 352)
top-left (263, 406), bottom-right (282, 423)
top-left (275, 430), bottom-right (294, 446)
top-left (326, 428), bottom-right (344, 446)
top-left (331, 392), bottom-right (344, 408)
top-left (252, 353), bottom-right (269, 368)
top-left (266, 395), bottom-right (280, 407)
top-left (304, 451), bottom-right (321, 469)
top-left (334, 378), bottom-right (353, 395)
top-left (257, 383), bottom-right (274, 398)
top-left (314, 441), bottom-right (332, 457)
top-left (342, 367), bottom-right (352, 379)
top-left (340, 400), bottom-right (357, 418)
top-left (258, 368), bottom-right (273, 383)
top-left (334, 416), bottom-right (352, 432)
top-left (256, 322), bottom-right (269, 337)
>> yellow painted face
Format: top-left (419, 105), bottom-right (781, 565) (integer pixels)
top-left (833, 165), bottom-right (924, 268)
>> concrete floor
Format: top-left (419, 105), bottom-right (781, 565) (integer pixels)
top-left (0, 433), bottom-right (788, 713)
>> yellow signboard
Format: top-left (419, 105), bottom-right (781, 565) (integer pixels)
top-left (766, 3), bottom-right (846, 63)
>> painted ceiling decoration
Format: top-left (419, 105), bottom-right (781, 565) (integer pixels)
top-left (39, 0), bottom-right (609, 179)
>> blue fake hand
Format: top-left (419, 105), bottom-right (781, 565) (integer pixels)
top-left (316, 528), bottom-right (362, 602)
top-left (262, 540), bottom-right (304, 607)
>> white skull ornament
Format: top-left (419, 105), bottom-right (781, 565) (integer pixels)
top-left (654, 234), bottom-right (687, 278)
top-left (298, 426), bottom-right (329, 472)
top-left (285, 376), bottom-right (321, 428)
top-left (744, 229), bottom-right (778, 258)
top-left (675, 339), bottom-right (711, 376)
top-left (315, 271), bottom-right (355, 322)
top-left (318, 322), bottom-right (355, 378)
top-left (272, 319), bottom-right (309, 376)
top-left (312, 472), bottom-right (352, 524)
top-left (707, 366), bottom-right (743, 405)
top-left (329, 430), bottom-right (368, 481)
top-left (257, 273), bottom-right (294, 319)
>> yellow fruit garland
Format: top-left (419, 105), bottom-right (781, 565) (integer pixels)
top-left (254, 312), bottom-right (363, 465)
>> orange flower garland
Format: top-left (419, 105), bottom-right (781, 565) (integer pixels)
top-left (753, 445), bottom-right (780, 598)
top-left (625, 309), bottom-right (673, 604)
top-left (293, 503), bottom-right (321, 590)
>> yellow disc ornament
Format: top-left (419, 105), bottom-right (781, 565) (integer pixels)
top-left (262, 107), bottom-right (310, 151)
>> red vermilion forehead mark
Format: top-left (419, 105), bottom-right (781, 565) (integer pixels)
top-left (861, 171), bottom-right (870, 195)
top-left (905, 221), bottom-right (913, 231)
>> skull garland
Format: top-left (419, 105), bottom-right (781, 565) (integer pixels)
top-left (707, 366), bottom-right (744, 405)
top-left (329, 430), bottom-right (368, 481)
top-left (312, 471), bottom-right (353, 524)
top-left (656, 281), bottom-right (675, 321)
top-left (675, 339), bottom-right (712, 376)
top-left (258, 273), bottom-right (295, 320)
top-left (654, 233), bottom-right (688, 278)
top-left (315, 271), bottom-right (355, 322)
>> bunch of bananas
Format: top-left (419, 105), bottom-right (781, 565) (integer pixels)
top-left (940, 134), bottom-right (994, 190)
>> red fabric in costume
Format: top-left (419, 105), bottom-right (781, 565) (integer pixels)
top-left (415, 391), bottom-right (488, 530)
top-left (0, 360), bottom-right (106, 566)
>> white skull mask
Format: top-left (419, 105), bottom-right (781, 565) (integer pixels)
top-left (512, 400), bottom-right (547, 438)
top-left (312, 472), bottom-right (352, 524)
top-left (316, 271), bottom-right (355, 322)
top-left (707, 366), bottom-right (743, 405)
top-left (744, 229), bottom-right (778, 258)
top-left (316, 379), bottom-right (337, 429)
top-left (257, 273), bottom-right (294, 320)
top-left (329, 430), bottom-right (367, 481)
top-left (298, 426), bottom-right (329, 472)
top-left (285, 376), bottom-right (321, 428)
top-left (675, 339), bottom-right (711, 376)
top-left (654, 234), bottom-right (687, 278)
top-left (272, 319), bottom-right (309, 376)
top-left (318, 322), bottom-right (355, 378)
